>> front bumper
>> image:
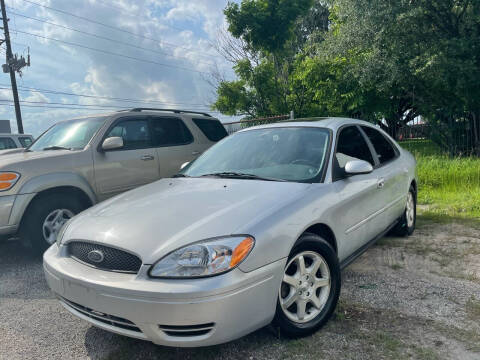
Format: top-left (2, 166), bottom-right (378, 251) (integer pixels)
top-left (0, 193), bottom-right (36, 235)
top-left (43, 245), bottom-right (286, 347)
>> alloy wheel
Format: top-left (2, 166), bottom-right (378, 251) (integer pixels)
top-left (406, 191), bottom-right (415, 228)
top-left (279, 251), bottom-right (331, 323)
top-left (42, 209), bottom-right (74, 245)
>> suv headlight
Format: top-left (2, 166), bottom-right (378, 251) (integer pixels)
top-left (0, 172), bottom-right (20, 191)
top-left (149, 236), bottom-right (255, 278)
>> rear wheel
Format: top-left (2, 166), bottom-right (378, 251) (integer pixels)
top-left (20, 193), bottom-right (85, 254)
top-left (392, 185), bottom-right (416, 237)
top-left (273, 234), bottom-right (341, 337)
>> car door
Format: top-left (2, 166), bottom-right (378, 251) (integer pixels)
top-left (360, 126), bottom-right (407, 225)
top-left (330, 125), bottom-right (388, 256)
top-left (150, 116), bottom-right (202, 177)
top-left (93, 116), bottom-right (160, 201)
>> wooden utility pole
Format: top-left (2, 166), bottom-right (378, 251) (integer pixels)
top-left (1, 0), bottom-right (24, 134)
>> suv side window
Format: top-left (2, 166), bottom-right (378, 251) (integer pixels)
top-left (0, 137), bottom-right (17, 150)
top-left (107, 118), bottom-right (151, 150)
top-left (18, 137), bottom-right (33, 148)
top-left (150, 117), bottom-right (193, 147)
top-left (193, 118), bottom-right (228, 142)
top-left (361, 126), bottom-right (397, 164)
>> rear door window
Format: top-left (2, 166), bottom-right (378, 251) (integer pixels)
top-left (192, 118), bottom-right (228, 142)
top-left (150, 117), bottom-right (194, 147)
top-left (0, 137), bottom-right (17, 150)
top-left (361, 126), bottom-right (397, 164)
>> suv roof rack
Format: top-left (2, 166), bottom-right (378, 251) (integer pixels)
top-left (123, 108), bottom-right (212, 117)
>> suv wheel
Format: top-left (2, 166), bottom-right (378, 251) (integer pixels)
top-left (273, 234), bottom-right (341, 337)
top-left (21, 193), bottom-right (85, 254)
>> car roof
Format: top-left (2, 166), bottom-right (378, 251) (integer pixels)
top-left (238, 117), bottom-right (375, 132)
top-left (57, 110), bottom-right (218, 123)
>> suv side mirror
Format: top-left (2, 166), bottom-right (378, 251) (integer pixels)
top-left (345, 160), bottom-right (373, 176)
top-left (102, 137), bottom-right (124, 151)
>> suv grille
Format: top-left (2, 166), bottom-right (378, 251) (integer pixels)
top-left (67, 241), bottom-right (142, 273)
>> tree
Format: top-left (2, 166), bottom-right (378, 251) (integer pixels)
top-left (212, 0), bottom-right (331, 118)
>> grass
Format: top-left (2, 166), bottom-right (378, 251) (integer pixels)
top-left (400, 139), bottom-right (480, 219)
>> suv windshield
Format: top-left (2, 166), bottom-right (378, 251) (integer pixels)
top-left (182, 127), bottom-right (331, 182)
top-left (29, 116), bottom-right (107, 151)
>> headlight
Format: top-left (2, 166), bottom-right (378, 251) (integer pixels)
top-left (149, 236), bottom-right (255, 278)
top-left (0, 172), bottom-right (20, 191)
top-left (56, 220), bottom-right (71, 247)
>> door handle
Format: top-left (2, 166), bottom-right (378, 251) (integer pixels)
top-left (192, 151), bottom-right (201, 155)
top-left (377, 178), bottom-right (385, 189)
top-left (141, 155), bottom-right (154, 161)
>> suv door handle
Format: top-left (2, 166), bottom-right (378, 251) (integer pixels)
top-left (377, 178), bottom-right (385, 189)
top-left (192, 151), bottom-right (201, 155)
top-left (141, 155), bottom-right (154, 161)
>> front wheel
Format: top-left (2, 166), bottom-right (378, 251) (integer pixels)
top-left (273, 234), bottom-right (341, 338)
top-left (20, 193), bottom-right (85, 254)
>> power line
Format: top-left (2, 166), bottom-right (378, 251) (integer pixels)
top-left (19, 0), bottom-right (215, 59)
top-left (0, 84), bottom-right (212, 107)
top-left (14, 29), bottom-right (209, 74)
top-left (7, 8), bottom-right (215, 67)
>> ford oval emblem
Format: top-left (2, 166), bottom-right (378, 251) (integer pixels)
top-left (87, 250), bottom-right (104, 263)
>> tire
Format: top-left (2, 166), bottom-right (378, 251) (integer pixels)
top-left (273, 233), bottom-right (341, 338)
top-left (392, 185), bottom-right (416, 237)
top-left (20, 192), bottom-right (86, 255)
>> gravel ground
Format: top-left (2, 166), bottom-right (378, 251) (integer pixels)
top-left (1, 216), bottom-right (479, 360)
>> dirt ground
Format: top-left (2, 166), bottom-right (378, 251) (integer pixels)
top-left (1, 216), bottom-right (479, 360)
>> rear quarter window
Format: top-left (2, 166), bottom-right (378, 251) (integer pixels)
top-left (192, 118), bottom-right (228, 142)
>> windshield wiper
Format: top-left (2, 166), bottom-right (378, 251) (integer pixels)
top-left (200, 172), bottom-right (286, 182)
top-left (42, 146), bottom-right (73, 151)
top-left (172, 174), bottom-right (190, 178)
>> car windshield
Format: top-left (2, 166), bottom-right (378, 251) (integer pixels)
top-left (182, 127), bottom-right (331, 182)
top-left (28, 116), bottom-right (107, 151)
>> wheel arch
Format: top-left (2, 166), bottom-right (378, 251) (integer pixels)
top-left (11, 173), bottom-right (96, 227)
top-left (300, 223), bottom-right (338, 255)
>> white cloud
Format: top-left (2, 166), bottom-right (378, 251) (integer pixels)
top-left (2, 0), bottom-right (236, 135)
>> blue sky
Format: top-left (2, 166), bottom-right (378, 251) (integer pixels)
top-left (0, 0), bottom-right (238, 136)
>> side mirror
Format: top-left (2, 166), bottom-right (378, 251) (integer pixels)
top-left (345, 160), bottom-right (373, 176)
top-left (101, 137), bottom-right (124, 151)
top-left (180, 161), bottom-right (190, 170)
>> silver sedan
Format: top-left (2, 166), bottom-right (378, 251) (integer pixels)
top-left (44, 118), bottom-right (417, 347)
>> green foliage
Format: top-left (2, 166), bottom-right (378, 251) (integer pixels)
top-left (401, 140), bottom-right (480, 218)
top-left (215, 0), bottom-right (480, 155)
top-left (224, 0), bottom-right (314, 53)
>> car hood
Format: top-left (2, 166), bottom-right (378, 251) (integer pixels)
top-left (0, 149), bottom-right (73, 168)
top-left (0, 148), bottom-right (25, 156)
top-left (64, 177), bottom-right (312, 264)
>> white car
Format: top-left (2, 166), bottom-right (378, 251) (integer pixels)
top-left (44, 118), bottom-right (417, 347)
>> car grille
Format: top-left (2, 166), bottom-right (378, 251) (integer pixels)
top-left (67, 241), bottom-right (142, 273)
top-left (60, 297), bottom-right (141, 333)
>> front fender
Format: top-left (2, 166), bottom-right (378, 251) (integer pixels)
top-left (18, 172), bottom-right (97, 204)
top-left (8, 173), bottom-right (98, 226)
